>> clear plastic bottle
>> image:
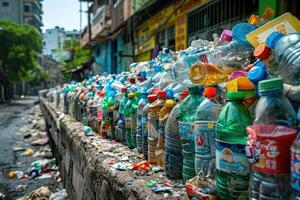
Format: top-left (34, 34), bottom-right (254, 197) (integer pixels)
top-left (246, 78), bottom-right (297, 200)
top-left (156, 99), bottom-right (175, 167)
top-left (165, 90), bottom-right (189, 179)
top-left (130, 91), bottom-right (141, 148)
top-left (148, 90), bottom-right (166, 163)
top-left (194, 87), bottom-right (222, 175)
top-left (115, 88), bottom-right (127, 142)
top-left (137, 92), bottom-right (148, 153)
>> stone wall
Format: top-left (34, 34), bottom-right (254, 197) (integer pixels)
top-left (40, 99), bottom-right (166, 200)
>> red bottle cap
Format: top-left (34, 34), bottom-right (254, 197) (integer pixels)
top-left (147, 94), bottom-right (157, 103)
top-left (179, 90), bottom-right (189, 100)
top-left (204, 88), bottom-right (217, 98)
top-left (129, 78), bottom-right (136, 84)
top-left (121, 87), bottom-right (127, 93)
top-left (98, 91), bottom-right (105, 97)
top-left (253, 44), bottom-right (271, 60)
top-left (151, 88), bottom-right (159, 95)
top-left (137, 77), bottom-right (144, 82)
top-left (158, 91), bottom-right (167, 99)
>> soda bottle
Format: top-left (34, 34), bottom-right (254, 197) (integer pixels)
top-left (246, 78), bottom-right (297, 200)
top-left (115, 88), bottom-right (128, 142)
top-left (165, 90), bottom-right (189, 179)
top-left (142, 94), bottom-right (158, 159)
top-left (156, 99), bottom-right (175, 167)
top-left (290, 108), bottom-right (300, 200)
top-left (137, 91), bottom-right (148, 153)
top-left (100, 93), bottom-right (110, 139)
top-left (148, 90), bottom-right (166, 163)
top-left (107, 91), bottom-right (116, 139)
top-left (125, 93), bottom-right (135, 149)
top-left (96, 91), bottom-right (105, 135)
top-left (130, 91), bottom-right (141, 148)
top-left (194, 87), bottom-right (222, 176)
top-left (179, 86), bottom-right (203, 182)
top-left (215, 91), bottom-right (253, 199)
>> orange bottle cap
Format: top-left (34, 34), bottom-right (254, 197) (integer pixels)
top-left (253, 44), bottom-right (271, 60)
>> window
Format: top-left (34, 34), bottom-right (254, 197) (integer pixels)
top-left (2, 2), bottom-right (9, 7)
top-left (24, 4), bottom-right (30, 12)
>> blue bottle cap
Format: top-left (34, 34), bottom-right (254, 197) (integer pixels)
top-left (248, 65), bottom-right (268, 84)
top-left (266, 32), bottom-right (284, 49)
top-left (253, 60), bottom-right (265, 68)
top-left (232, 23), bottom-right (257, 46)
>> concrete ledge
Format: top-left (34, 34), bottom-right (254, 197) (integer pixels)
top-left (40, 99), bottom-right (184, 200)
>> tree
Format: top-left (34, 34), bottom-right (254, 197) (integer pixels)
top-left (54, 38), bottom-right (91, 77)
top-left (0, 20), bottom-right (44, 99)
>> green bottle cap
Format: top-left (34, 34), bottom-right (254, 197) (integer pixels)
top-left (135, 91), bottom-right (141, 97)
top-left (227, 91), bottom-right (245, 100)
top-left (258, 78), bottom-right (283, 93)
top-left (188, 85), bottom-right (199, 94)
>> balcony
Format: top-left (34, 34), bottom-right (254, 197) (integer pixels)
top-left (80, 26), bottom-right (90, 48)
top-left (23, 0), bottom-right (43, 13)
top-left (91, 5), bottom-right (111, 40)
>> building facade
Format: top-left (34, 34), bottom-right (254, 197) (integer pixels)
top-left (0, 0), bottom-right (43, 32)
top-left (79, 0), bottom-right (300, 74)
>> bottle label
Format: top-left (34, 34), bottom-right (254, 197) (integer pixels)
top-left (97, 110), bottom-right (103, 120)
top-left (216, 141), bottom-right (250, 175)
top-left (179, 121), bottom-right (195, 141)
top-left (194, 121), bottom-right (216, 156)
top-left (246, 128), bottom-right (296, 174)
top-left (125, 117), bottom-right (131, 129)
top-left (291, 150), bottom-right (300, 191)
top-left (131, 113), bottom-right (137, 132)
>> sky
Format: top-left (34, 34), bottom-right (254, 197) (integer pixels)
top-left (43, 0), bottom-right (88, 32)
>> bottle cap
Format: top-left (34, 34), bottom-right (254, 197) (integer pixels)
top-left (253, 44), bottom-right (271, 60)
top-left (258, 78), bottom-right (283, 93)
top-left (166, 99), bottom-right (175, 108)
top-left (147, 94), bottom-right (157, 103)
top-left (129, 78), bottom-right (136, 84)
top-left (121, 87), bottom-right (127, 93)
top-left (248, 65), bottom-right (268, 84)
top-left (228, 71), bottom-right (247, 81)
top-left (151, 88), bottom-right (159, 95)
top-left (188, 85), bottom-right (200, 94)
top-left (220, 29), bottom-right (232, 42)
top-left (134, 91), bottom-right (141, 97)
top-left (179, 90), bottom-right (189, 100)
top-left (158, 91), bottom-right (167, 99)
top-left (137, 77), bottom-right (144, 82)
top-left (248, 15), bottom-right (260, 26)
top-left (232, 23), bottom-right (257, 46)
top-left (128, 93), bottom-right (135, 99)
top-left (204, 88), bottom-right (217, 98)
top-left (227, 91), bottom-right (245, 100)
top-left (266, 32), bottom-right (284, 49)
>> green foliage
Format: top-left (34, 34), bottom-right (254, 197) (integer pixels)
top-left (0, 19), bottom-right (43, 84)
top-left (55, 38), bottom-right (91, 72)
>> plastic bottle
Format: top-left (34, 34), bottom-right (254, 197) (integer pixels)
top-left (194, 87), bottom-right (222, 176)
top-left (148, 90), bottom-right (166, 163)
top-left (115, 88), bottom-right (127, 142)
top-left (290, 108), bottom-right (300, 200)
top-left (165, 90), bottom-right (189, 179)
top-left (137, 92), bottom-right (148, 153)
top-left (100, 93), bottom-right (110, 139)
top-left (125, 93), bottom-right (135, 149)
top-left (246, 78), bottom-right (297, 200)
top-left (266, 32), bottom-right (300, 85)
top-left (142, 94), bottom-right (157, 159)
top-left (96, 91), bottom-right (105, 135)
top-left (156, 99), bottom-right (175, 167)
top-left (130, 91), bottom-right (141, 148)
top-left (215, 91), bottom-right (253, 199)
top-left (179, 86), bottom-right (203, 182)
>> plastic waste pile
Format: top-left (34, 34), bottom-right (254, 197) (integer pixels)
top-left (57, 12), bottom-right (300, 199)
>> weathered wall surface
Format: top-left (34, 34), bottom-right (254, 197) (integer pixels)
top-left (40, 99), bottom-right (165, 200)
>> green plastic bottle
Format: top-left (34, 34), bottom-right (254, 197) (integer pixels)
top-left (125, 93), bottom-right (135, 149)
top-left (215, 91), bottom-right (253, 200)
top-left (130, 91), bottom-right (141, 148)
top-left (178, 85), bottom-right (203, 182)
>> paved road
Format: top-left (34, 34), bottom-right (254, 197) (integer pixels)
top-left (0, 97), bottom-right (59, 199)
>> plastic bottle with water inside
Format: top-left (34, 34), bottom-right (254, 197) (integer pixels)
top-left (136, 91), bottom-right (149, 153)
top-left (246, 78), bottom-right (297, 200)
top-left (125, 93), bottom-right (135, 148)
top-left (194, 87), bottom-right (222, 176)
top-left (115, 88), bottom-right (128, 142)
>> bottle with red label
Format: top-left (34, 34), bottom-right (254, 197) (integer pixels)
top-left (246, 78), bottom-right (297, 199)
top-left (290, 108), bottom-right (300, 200)
top-left (194, 87), bottom-right (222, 176)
